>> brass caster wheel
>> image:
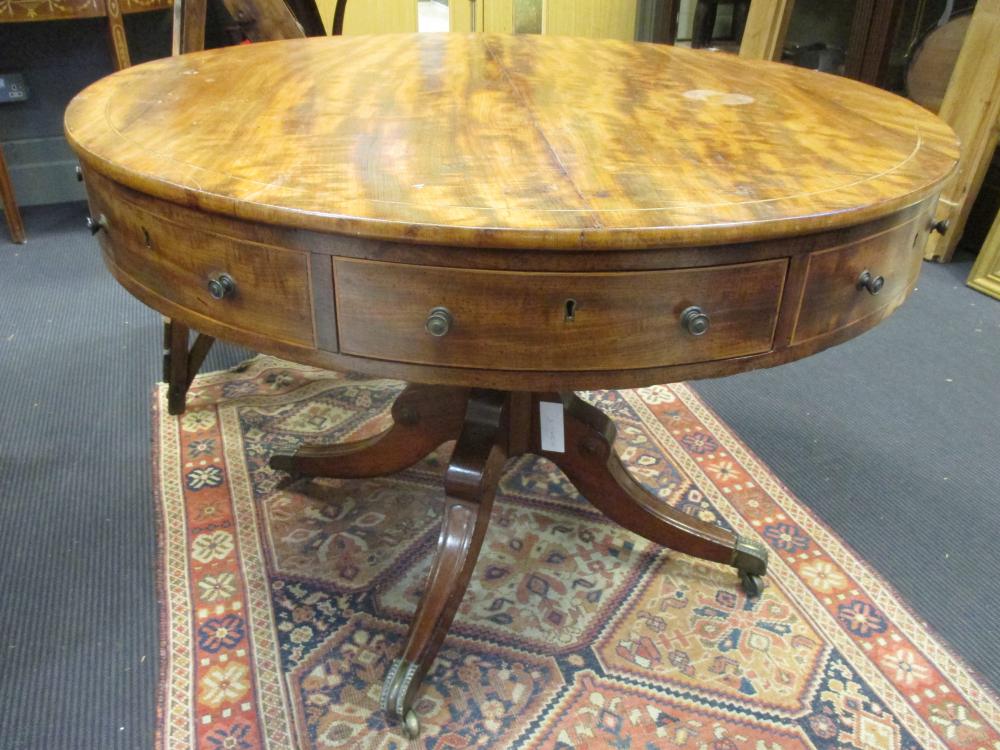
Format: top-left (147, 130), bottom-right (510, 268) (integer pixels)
top-left (731, 536), bottom-right (767, 597)
top-left (381, 658), bottom-right (422, 737)
top-left (402, 710), bottom-right (420, 739)
top-left (740, 570), bottom-right (763, 597)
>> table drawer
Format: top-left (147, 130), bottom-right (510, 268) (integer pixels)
top-left (793, 218), bottom-right (923, 343)
top-left (98, 198), bottom-right (314, 347)
top-left (334, 258), bottom-right (787, 371)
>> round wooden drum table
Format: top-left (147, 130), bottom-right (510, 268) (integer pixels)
top-left (65, 34), bottom-right (958, 736)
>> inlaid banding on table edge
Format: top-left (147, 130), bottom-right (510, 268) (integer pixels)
top-left (65, 34), bottom-right (958, 250)
top-left (65, 32), bottom-right (959, 737)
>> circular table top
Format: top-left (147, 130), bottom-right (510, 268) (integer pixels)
top-left (65, 33), bottom-right (958, 251)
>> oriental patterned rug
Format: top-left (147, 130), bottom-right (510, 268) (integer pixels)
top-left (153, 355), bottom-right (999, 750)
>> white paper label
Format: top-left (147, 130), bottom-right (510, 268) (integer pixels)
top-left (539, 401), bottom-right (565, 453)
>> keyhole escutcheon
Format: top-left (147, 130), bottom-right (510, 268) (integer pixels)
top-left (564, 298), bottom-right (577, 322)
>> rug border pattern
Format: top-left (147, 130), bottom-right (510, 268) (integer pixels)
top-left (622, 389), bottom-right (951, 748)
top-left (219, 401), bottom-right (297, 747)
top-left (154, 384), bottom-right (194, 750)
top-left (668, 384), bottom-right (1000, 735)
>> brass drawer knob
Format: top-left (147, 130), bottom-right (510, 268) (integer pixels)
top-left (857, 270), bottom-right (884, 295)
top-left (207, 273), bottom-right (236, 300)
top-left (425, 306), bottom-right (453, 337)
top-left (85, 214), bottom-right (107, 235)
top-left (680, 305), bottom-right (710, 336)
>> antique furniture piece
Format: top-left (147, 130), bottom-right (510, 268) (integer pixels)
top-left (925, 0), bottom-right (1000, 265)
top-left (0, 0), bottom-right (173, 244)
top-left (166, 0), bottom-right (366, 413)
top-left (692, 0), bottom-right (749, 48)
top-left (65, 33), bottom-right (958, 736)
top-left (739, 0), bottom-right (794, 59)
top-left (905, 10), bottom-right (971, 113)
top-left (738, 0), bottom-right (998, 267)
top-left (901, 7), bottom-right (1000, 298)
top-left (841, 0), bottom-right (905, 86)
top-left (635, 0), bottom-right (679, 44)
top-left (0, 147), bottom-right (22, 243)
top-left (166, 0), bottom-right (347, 412)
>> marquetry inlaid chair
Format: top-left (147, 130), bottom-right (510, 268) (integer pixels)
top-left (0, 148), bottom-right (21, 244)
top-left (1, 0), bottom-right (173, 244)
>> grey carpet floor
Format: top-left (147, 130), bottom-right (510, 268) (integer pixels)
top-left (0, 203), bottom-right (997, 749)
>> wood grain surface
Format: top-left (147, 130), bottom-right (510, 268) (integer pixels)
top-left (333, 257), bottom-right (786, 370)
top-left (67, 34), bottom-right (961, 725)
top-left (95, 188), bottom-right (315, 347)
top-left (792, 214), bottom-right (923, 342)
top-left (81, 165), bottom-right (943, 391)
top-left (66, 33), bottom-right (958, 251)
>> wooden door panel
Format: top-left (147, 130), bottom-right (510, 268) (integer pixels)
top-left (316, 0), bottom-right (417, 34)
top-left (543, 0), bottom-right (637, 40)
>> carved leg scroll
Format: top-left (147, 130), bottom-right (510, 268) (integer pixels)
top-left (533, 393), bottom-right (768, 596)
top-left (268, 385), bottom-right (469, 480)
top-left (163, 318), bottom-right (215, 415)
top-left (380, 390), bottom-right (508, 738)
